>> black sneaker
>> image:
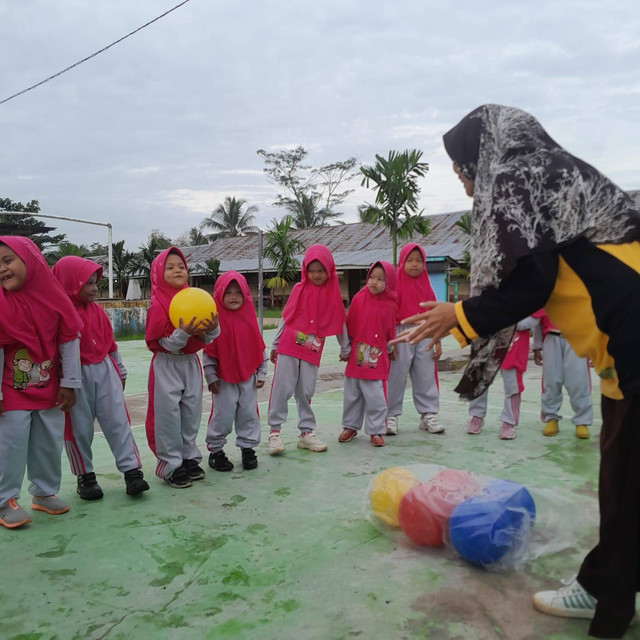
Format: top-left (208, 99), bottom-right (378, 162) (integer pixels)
top-left (77, 472), bottom-right (104, 500)
top-left (166, 466), bottom-right (192, 488)
top-left (183, 459), bottom-right (205, 481)
top-left (208, 450), bottom-right (234, 472)
top-left (123, 469), bottom-right (150, 496)
top-left (241, 448), bottom-right (258, 470)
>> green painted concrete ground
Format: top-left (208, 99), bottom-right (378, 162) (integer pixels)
top-left (4, 333), bottom-right (640, 639)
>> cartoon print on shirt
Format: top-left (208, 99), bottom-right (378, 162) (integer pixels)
top-left (31, 360), bottom-right (52, 387)
top-left (356, 343), bottom-right (380, 369)
top-left (295, 331), bottom-right (325, 352)
top-left (11, 347), bottom-right (52, 390)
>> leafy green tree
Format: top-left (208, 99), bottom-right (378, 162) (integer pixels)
top-left (359, 149), bottom-right (430, 265)
top-left (201, 258), bottom-right (220, 284)
top-left (257, 146), bottom-right (357, 228)
top-left (0, 197), bottom-right (66, 250)
top-left (263, 216), bottom-right (304, 307)
top-left (174, 226), bottom-right (209, 246)
top-left (137, 230), bottom-right (173, 291)
top-left (200, 197), bottom-right (258, 239)
top-left (449, 212), bottom-right (471, 279)
top-left (45, 242), bottom-right (89, 265)
top-left (112, 240), bottom-right (139, 298)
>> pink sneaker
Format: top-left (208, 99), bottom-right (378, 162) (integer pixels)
top-left (499, 423), bottom-right (516, 440)
top-left (466, 416), bottom-right (484, 435)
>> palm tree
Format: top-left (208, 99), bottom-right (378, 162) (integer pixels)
top-left (359, 149), bottom-right (430, 265)
top-left (263, 216), bottom-right (304, 307)
top-left (137, 233), bottom-right (172, 295)
top-left (288, 193), bottom-right (343, 229)
top-left (449, 212), bottom-right (471, 279)
top-left (45, 242), bottom-right (88, 265)
top-left (200, 197), bottom-right (259, 239)
top-left (112, 240), bottom-right (139, 298)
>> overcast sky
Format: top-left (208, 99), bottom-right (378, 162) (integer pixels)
top-left (1, 0), bottom-right (639, 250)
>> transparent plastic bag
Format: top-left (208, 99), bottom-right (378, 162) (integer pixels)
top-left (365, 464), bottom-right (596, 571)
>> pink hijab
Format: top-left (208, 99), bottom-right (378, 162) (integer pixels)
top-left (51, 256), bottom-right (116, 365)
top-left (281, 244), bottom-right (346, 337)
top-left (0, 236), bottom-right (82, 361)
top-left (204, 271), bottom-right (265, 383)
top-left (347, 261), bottom-right (397, 344)
top-left (396, 243), bottom-right (436, 320)
top-left (145, 246), bottom-right (202, 354)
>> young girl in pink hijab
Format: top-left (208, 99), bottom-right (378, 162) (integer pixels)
top-left (338, 261), bottom-right (397, 447)
top-left (145, 247), bottom-right (219, 489)
top-left (203, 271), bottom-right (268, 472)
top-left (267, 244), bottom-right (347, 455)
top-left (52, 256), bottom-right (149, 500)
top-left (387, 243), bottom-right (443, 436)
top-left (0, 236), bottom-right (82, 529)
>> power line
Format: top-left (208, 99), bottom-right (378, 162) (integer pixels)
top-left (0, 0), bottom-right (193, 106)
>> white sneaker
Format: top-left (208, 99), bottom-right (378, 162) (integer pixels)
top-left (386, 416), bottom-right (398, 435)
top-left (419, 414), bottom-right (445, 434)
top-left (532, 577), bottom-right (596, 619)
top-left (267, 432), bottom-right (285, 455)
top-left (297, 431), bottom-right (327, 452)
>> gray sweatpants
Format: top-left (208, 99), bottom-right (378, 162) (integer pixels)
top-left (0, 408), bottom-right (65, 506)
top-left (342, 377), bottom-right (387, 435)
top-left (64, 356), bottom-right (141, 476)
top-left (206, 377), bottom-right (261, 452)
top-left (388, 325), bottom-right (439, 417)
top-left (468, 368), bottom-right (521, 426)
top-left (541, 334), bottom-right (593, 425)
top-left (148, 352), bottom-right (203, 480)
top-left (267, 354), bottom-right (318, 433)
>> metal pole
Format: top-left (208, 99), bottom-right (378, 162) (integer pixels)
top-left (257, 229), bottom-right (264, 335)
top-left (107, 224), bottom-right (113, 298)
top-left (0, 210), bottom-right (115, 298)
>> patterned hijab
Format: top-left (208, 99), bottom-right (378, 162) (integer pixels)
top-left (443, 104), bottom-right (640, 399)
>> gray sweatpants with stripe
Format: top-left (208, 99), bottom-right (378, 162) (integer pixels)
top-left (64, 356), bottom-right (141, 476)
top-left (0, 408), bottom-right (65, 506)
top-left (342, 377), bottom-right (387, 435)
top-left (468, 368), bottom-right (521, 426)
top-left (149, 352), bottom-right (203, 479)
top-left (388, 325), bottom-right (439, 417)
top-left (267, 354), bottom-right (318, 433)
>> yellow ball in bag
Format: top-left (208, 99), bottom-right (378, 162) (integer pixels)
top-left (169, 288), bottom-right (217, 328)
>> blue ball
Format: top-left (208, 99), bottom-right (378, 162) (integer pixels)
top-left (448, 480), bottom-right (536, 566)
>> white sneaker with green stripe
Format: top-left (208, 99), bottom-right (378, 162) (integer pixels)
top-left (533, 577), bottom-right (596, 619)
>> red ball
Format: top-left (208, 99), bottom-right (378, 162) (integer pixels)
top-left (398, 471), bottom-right (480, 547)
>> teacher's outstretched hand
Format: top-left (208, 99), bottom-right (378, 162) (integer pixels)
top-left (390, 301), bottom-right (458, 351)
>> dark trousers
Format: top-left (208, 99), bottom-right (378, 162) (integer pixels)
top-left (578, 394), bottom-right (640, 638)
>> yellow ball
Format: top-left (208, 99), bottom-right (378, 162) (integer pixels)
top-left (169, 288), bottom-right (217, 328)
top-left (369, 467), bottom-right (421, 527)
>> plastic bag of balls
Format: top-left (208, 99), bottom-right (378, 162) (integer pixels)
top-left (365, 464), bottom-right (595, 571)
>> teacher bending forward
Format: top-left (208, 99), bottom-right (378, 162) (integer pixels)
top-left (394, 104), bottom-right (640, 639)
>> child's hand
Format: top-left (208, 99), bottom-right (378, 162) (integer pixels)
top-left (432, 340), bottom-right (442, 360)
top-left (179, 316), bottom-right (204, 336)
top-left (389, 346), bottom-right (397, 362)
top-left (534, 349), bottom-right (543, 366)
top-left (256, 380), bottom-right (265, 389)
top-left (339, 352), bottom-right (349, 362)
top-left (208, 381), bottom-right (219, 394)
top-left (270, 349), bottom-right (278, 364)
top-left (56, 387), bottom-right (76, 411)
top-left (201, 312), bottom-right (219, 333)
